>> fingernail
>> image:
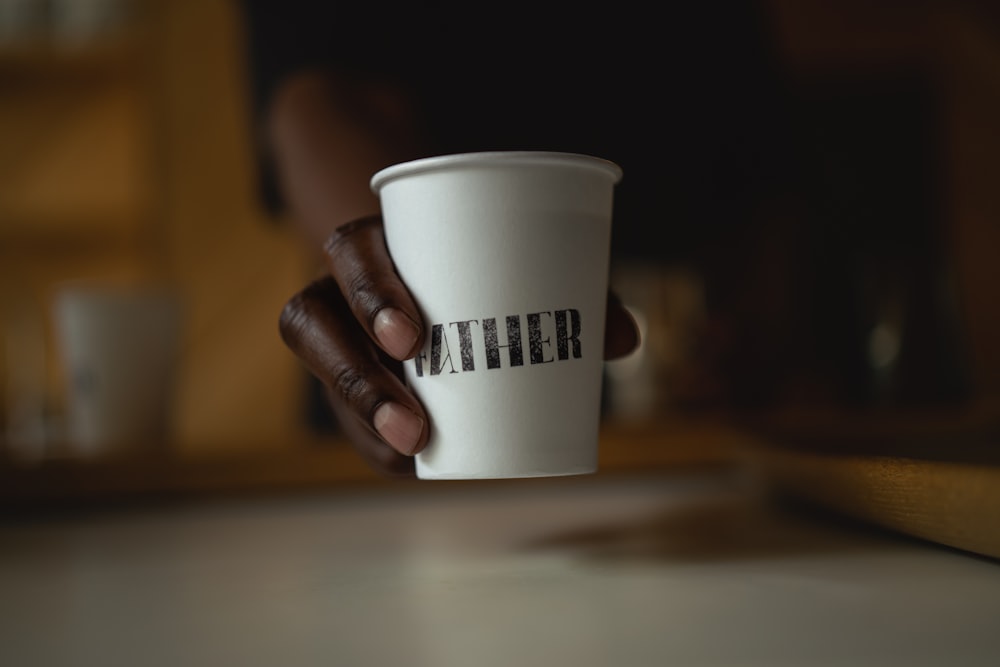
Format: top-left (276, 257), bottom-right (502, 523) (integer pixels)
top-left (373, 402), bottom-right (424, 455)
top-left (373, 308), bottom-right (420, 359)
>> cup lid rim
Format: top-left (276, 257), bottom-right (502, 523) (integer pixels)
top-left (370, 151), bottom-right (623, 193)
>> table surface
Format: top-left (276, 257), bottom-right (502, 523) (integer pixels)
top-left (2, 468), bottom-right (999, 667)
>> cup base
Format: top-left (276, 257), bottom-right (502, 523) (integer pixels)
top-left (416, 465), bottom-right (598, 481)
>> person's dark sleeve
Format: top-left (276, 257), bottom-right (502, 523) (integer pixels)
top-left (238, 1), bottom-right (354, 216)
top-left (238, 1), bottom-right (423, 216)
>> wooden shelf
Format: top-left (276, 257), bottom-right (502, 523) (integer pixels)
top-left (0, 213), bottom-right (148, 246)
top-left (0, 418), bottom-right (742, 507)
top-left (0, 31), bottom-right (143, 81)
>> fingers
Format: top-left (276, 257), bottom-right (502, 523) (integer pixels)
top-left (322, 215), bottom-right (424, 361)
top-left (278, 276), bottom-right (429, 472)
top-left (604, 291), bottom-right (641, 360)
top-left (327, 393), bottom-right (415, 478)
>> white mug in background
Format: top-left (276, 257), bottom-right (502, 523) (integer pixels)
top-left (372, 151), bottom-right (623, 480)
top-left (52, 284), bottom-right (182, 459)
top-left (47, 0), bottom-right (131, 43)
top-left (0, 0), bottom-right (47, 43)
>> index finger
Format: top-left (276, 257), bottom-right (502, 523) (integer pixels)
top-left (323, 215), bottom-right (424, 361)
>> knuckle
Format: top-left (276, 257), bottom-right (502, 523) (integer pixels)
top-left (344, 269), bottom-right (389, 315)
top-left (323, 216), bottom-right (397, 319)
top-left (323, 215), bottom-right (381, 259)
top-left (278, 279), bottom-right (337, 349)
top-left (329, 362), bottom-right (373, 407)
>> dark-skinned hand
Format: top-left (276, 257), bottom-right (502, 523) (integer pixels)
top-left (279, 215), bottom-right (641, 478)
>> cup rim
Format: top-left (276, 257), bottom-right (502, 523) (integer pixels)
top-left (370, 151), bottom-right (623, 194)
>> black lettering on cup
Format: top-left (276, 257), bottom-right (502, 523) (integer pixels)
top-left (415, 307), bottom-right (583, 378)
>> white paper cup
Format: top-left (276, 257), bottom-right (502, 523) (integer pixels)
top-left (372, 151), bottom-right (623, 479)
top-left (53, 285), bottom-right (182, 458)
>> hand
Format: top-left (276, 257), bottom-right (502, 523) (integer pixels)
top-left (279, 215), bottom-right (641, 478)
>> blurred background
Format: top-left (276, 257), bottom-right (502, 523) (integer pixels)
top-left (0, 0), bottom-right (309, 471)
top-left (1, 0), bottom-right (998, 503)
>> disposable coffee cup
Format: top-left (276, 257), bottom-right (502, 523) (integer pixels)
top-left (371, 151), bottom-right (623, 479)
top-left (53, 284), bottom-right (182, 458)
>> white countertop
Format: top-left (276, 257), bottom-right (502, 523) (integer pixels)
top-left (2, 468), bottom-right (999, 666)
